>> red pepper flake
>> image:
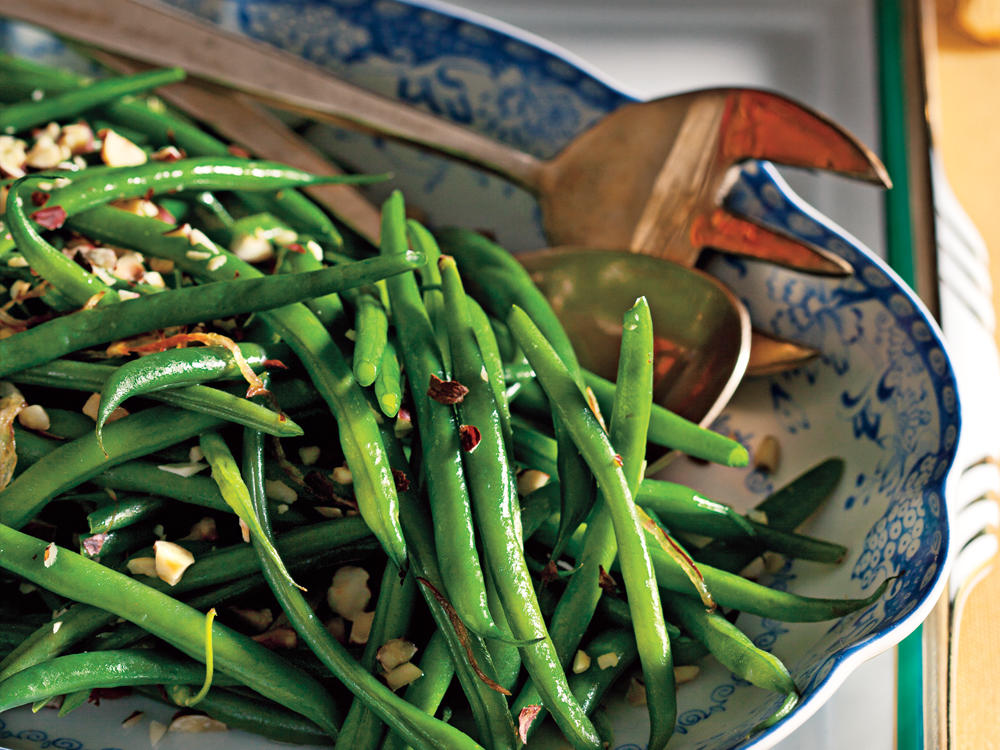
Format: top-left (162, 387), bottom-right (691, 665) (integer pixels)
top-left (81, 533), bottom-right (108, 558)
top-left (30, 190), bottom-right (49, 207)
top-left (459, 424), bottom-right (481, 452)
top-left (613, 453), bottom-right (624, 468)
top-left (392, 469), bottom-right (410, 492)
top-left (518, 705), bottom-right (542, 744)
top-left (539, 559), bottom-right (560, 584)
top-left (286, 243), bottom-right (306, 254)
top-left (228, 144), bottom-right (252, 159)
top-left (144, 188), bottom-right (155, 201)
top-left (262, 358), bottom-right (289, 370)
top-left (427, 373), bottom-right (468, 405)
top-left (598, 565), bottom-right (617, 592)
top-left (30, 205), bottom-right (67, 230)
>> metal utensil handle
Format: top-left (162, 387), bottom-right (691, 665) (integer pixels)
top-left (0, 0), bottom-right (544, 190)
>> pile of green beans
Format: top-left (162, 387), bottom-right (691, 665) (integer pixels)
top-left (0, 55), bottom-right (895, 750)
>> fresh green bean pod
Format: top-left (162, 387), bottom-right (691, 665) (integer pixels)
top-left (0, 523), bottom-right (342, 734)
top-left (161, 685), bottom-right (335, 746)
top-left (440, 257), bottom-right (600, 750)
top-left (374, 339), bottom-right (403, 418)
top-left (378, 194), bottom-right (500, 640)
top-left (542, 517), bottom-right (895, 622)
top-left (466, 295), bottom-right (513, 450)
top-left (696, 458), bottom-right (845, 571)
top-left (0, 67), bottom-right (185, 133)
top-left (242, 425), bottom-right (485, 750)
top-left (0, 649), bottom-right (240, 713)
top-left (513, 374), bottom-right (749, 468)
top-left (509, 303), bottom-right (678, 749)
top-left (278, 248), bottom-right (347, 329)
top-left (662, 594), bottom-right (796, 694)
top-left (376, 422), bottom-right (518, 750)
top-left (6, 179), bottom-right (117, 306)
top-left (0, 252), bottom-right (423, 379)
top-left (565, 628), bottom-right (638, 718)
top-left (334, 565), bottom-right (417, 750)
top-left (46, 157), bottom-right (378, 222)
top-left (350, 285), bottom-right (389, 387)
top-left (69, 203), bottom-right (411, 573)
top-left (481, 566), bottom-right (522, 693)
top-left (13, 357), bottom-right (302, 441)
top-left (0, 514), bottom-right (373, 681)
top-left (437, 228), bottom-right (598, 561)
top-left (0, 406), bottom-right (223, 528)
top-left (408, 220), bottom-right (451, 374)
top-left (380, 630), bottom-right (454, 750)
top-left (514, 297), bottom-right (674, 745)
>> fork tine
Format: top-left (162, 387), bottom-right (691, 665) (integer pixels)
top-left (719, 89), bottom-right (892, 187)
top-left (690, 208), bottom-right (852, 275)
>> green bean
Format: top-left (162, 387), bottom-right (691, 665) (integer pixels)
top-left (75, 197), bottom-right (412, 575)
top-left (509, 303), bottom-right (677, 749)
top-left (438, 228), bottom-right (598, 561)
top-left (0, 649), bottom-right (240, 713)
top-left (335, 565), bottom-right (417, 750)
top-left (565, 628), bottom-right (637, 718)
top-left (350, 285), bottom-right (389, 387)
top-left (86, 496), bottom-right (166, 534)
top-left (6, 178), bottom-right (117, 306)
top-left (375, 339), bottom-right (403, 418)
top-left (440, 257), bottom-right (600, 750)
top-left (514, 297), bottom-right (671, 744)
top-left (482, 569), bottom-right (522, 693)
top-left (43, 156), bottom-right (373, 230)
top-left (0, 67), bottom-right (185, 133)
top-left (380, 631), bottom-right (454, 750)
top-left (696, 458), bottom-right (846, 571)
top-left (80, 521), bottom-right (154, 564)
top-left (13, 349), bottom-right (308, 441)
top-left (662, 594), bottom-right (796, 694)
top-left (376, 422), bottom-right (518, 750)
top-left (201, 430), bottom-right (300, 591)
top-left (408, 220), bottom-right (451, 375)
top-left (161, 685), bottom-right (335, 746)
top-left (98, 342), bottom-right (275, 407)
top-left (544, 518), bottom-right (895, 622)
top-left (278, 247), bottom-right (347, 329)
top-left (514, 374), bottom-right (749, 467)
top-left (0, 54), bottom-right (86, 101)
top-left (242, 425), bottom-right (485, 750)
top-left (466, 296), bottom-right (513, 450)
top-left (0, 523), bottom-right (342, 734)
top-left (638, 480), bottom-right (845, 563)
top-left (0, 513), bottom-right (373, 682)
top-left (97, 97), bottom-right (344, 246)
top-left (378, 194), bottom-right (500, 640)
top-left (1, 406), bottom-right (222, 528)
top-left (41, 407), bottom-right (95, 440)
top-left (594, 598), bottom-right (709, 665)
top-left (0, 251), bottom-right (421, 378)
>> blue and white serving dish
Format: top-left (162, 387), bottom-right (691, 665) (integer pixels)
top-left (0, 1), bottom-right (959, 748)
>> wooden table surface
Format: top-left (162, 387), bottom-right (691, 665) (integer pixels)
top-left (934, 1), bottom-right (1000, 747)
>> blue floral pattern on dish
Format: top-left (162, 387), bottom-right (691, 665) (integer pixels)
top-left (0, 1), bottom-right (958, 749)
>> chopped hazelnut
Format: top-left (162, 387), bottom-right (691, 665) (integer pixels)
top-left (153, 540), bottom-right (195, 586)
